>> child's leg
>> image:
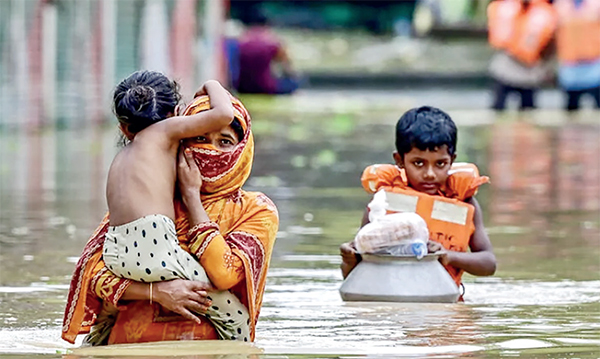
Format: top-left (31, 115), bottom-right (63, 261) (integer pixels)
top-left (183, 255), bottom-right (251, 341)
top-left (103, 215), bottom-right (185, 282)
top-left (103, 214), bottom-right (250, 341)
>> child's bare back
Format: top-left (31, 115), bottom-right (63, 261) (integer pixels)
top-left (107, 130), bottom-right (181, 225)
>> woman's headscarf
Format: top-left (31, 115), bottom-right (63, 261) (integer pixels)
top-left (180, 95), bottom-right (254, 201)
top-left (177, 95), bottom-right (276, 339)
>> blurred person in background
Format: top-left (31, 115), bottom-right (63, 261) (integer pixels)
top-left (234, 10), bottom-right (300, 95)
top-left (554, 0), bottom-right (600, 110)
top-left (487, 0), bottom-right (558, 110)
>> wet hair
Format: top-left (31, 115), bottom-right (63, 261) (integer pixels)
top-left (113, 70), bottom-right (181, 134)
top-left (395, 106), bottom-right (457, 158)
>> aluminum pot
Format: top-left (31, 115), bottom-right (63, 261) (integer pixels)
top-left (339, 253), bottom-right (460, 303)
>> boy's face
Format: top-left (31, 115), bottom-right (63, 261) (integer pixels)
top-left (393, 145), bottom-right (455, 195)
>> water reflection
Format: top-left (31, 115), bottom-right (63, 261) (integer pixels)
top-left (0, 108), bottom-right (599, 357)
top-left (489, 120), bottom-right (600, 221)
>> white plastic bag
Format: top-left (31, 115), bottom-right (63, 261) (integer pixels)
top-left (354, 190), bottom-right (429, 258)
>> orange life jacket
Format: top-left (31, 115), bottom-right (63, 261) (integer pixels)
top-left (488, 0), bottom-right (558, 65)
top-left (555, 0), bottom-right (600, 63)
top-left (361, 163), bottom-right (490, 287)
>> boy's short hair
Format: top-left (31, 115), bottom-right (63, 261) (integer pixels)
top-left (395, 106), bottom-right (457, 157)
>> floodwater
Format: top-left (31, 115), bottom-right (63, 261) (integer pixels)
top-left (0, 93), bottom-right (599, 359)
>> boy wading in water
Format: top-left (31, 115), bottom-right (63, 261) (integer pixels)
top-left (102, 70), bottom-right (250, 340)
top-left (341, 106), bottom-right (496, 299)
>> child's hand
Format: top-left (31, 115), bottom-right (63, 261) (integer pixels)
top-left (340, 242), bottom-right (359, 264)
top-left (340, 242), bottom-right (362, 278)
top-left (193, 85), bottom-right (207, 98)
top-left (427, 240), bottom-right (450, 266)
top-left (427, 240), bottom-right (444, 254)
top-left (193, 80), bottom-right (222, 98)
top-left (194, 80), bottom-right (234, 100)
top-left (177, 147), bottom-right (202, 202)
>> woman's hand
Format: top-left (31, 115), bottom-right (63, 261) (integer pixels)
top-left (153, 279), bottom-right (213, 325)
top-left (177, 146), bottom-right (211, 225)
top-left (177, 147), bottom-right (202, 206)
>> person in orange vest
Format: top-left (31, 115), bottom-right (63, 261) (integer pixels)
top-left (555, 0), bottom-right (600, 110)
top-left (339, 107), bottom-right (497, 299)
top-left (487, 0), bottom-right (558, 110)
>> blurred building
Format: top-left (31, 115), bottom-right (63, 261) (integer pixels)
top-left (229, 0), bottom-right (419, 35)
top-left (0, 0), bottom-right (225, 128)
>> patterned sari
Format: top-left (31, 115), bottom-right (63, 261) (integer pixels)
top-left (62, 96), bottom-right (279, 345)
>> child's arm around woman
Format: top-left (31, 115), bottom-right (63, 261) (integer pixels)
top-left (139, 80), bottom-right (234, 146)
